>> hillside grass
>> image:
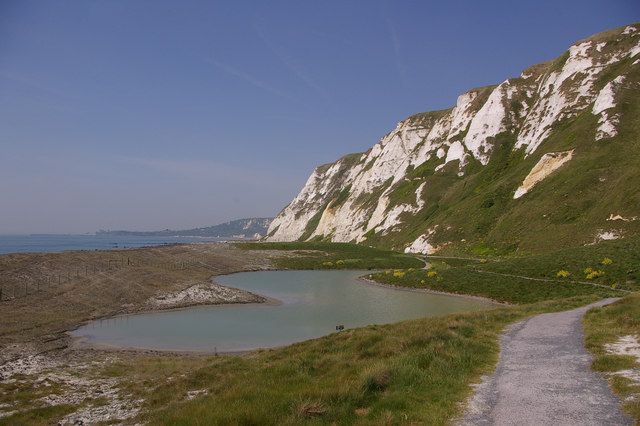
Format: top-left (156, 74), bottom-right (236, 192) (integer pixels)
top-left (235, 241), bottom-right (424, 270)
top-left (583, 294), bottom-right (640, 422)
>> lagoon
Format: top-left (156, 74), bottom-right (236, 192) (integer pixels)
top-left (72, 270), bottom-right (493, 352)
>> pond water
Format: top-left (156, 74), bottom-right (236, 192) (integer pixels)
top-left (71, 270), bottom-right (493, 352)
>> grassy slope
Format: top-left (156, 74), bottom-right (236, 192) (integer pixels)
top-left (583, 294), bottom-right (640, 422)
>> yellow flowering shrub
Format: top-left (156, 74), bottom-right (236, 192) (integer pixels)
top-left (556, 270), bottom-right (571, 278)
top-left (585, 270), bottom-right (605, 280)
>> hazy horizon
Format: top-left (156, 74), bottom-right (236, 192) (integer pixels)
top-left (1, 0), bottom-right (638, 234)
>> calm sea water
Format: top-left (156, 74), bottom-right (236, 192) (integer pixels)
top-left (0, 234), bottom-right (228, 255)
top-left (72, 270), bottom-right (493, 352)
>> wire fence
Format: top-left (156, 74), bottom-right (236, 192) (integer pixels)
top-left (0, 255), bottom-right (218, 302)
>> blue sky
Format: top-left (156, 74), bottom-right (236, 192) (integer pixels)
top-left (1, 1), bottom-right (638, 233)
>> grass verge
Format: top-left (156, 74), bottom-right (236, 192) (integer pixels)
top-left (583, 294), bottom-right (640, 422)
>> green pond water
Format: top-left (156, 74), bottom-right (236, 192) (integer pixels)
top-left (71, 270), bottom-right (493, 352)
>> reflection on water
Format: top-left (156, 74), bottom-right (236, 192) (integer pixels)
top-left (72, 270), bottom-right (492, 352)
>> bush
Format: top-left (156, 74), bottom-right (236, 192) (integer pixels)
top-left (601, 257), bottom-right (613, 265)
top-left (336, 260), bottom-right (345, 265)
top-left (556, 270), bottom-right (571, 278)
top-left (427, 271), bottom-right (438, 278)
top-left (393, 270), bottom-right (406, 278)
top-left (586, 269), bottom-right (605, 280)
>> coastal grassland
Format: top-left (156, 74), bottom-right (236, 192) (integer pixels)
top-left (89, 296), bottom-right (599, 425)
top-left (368, 238), bottom-right (638, 304)
top-left (235, 241), bottom-right (424, 270)
top-left (583, 294), bottom-right (640, 422)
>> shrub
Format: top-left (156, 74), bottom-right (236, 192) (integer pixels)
top-left (586, 270), bottom-right (605, 280)
top-left (335, 260), bottom-right (345, 265)
top-left (556, 270), bottom-right (571, 278)
top-left (322, 261), bottom-right (334, 267)
top-left (393, 271), bottom-right (406, 278)
top-left (427, 271), bottom-right (438, 278)
top-left (420, 280), bottom-right (426, 285)
top-left (601, 257), bottom-right (613, 265)
top-left (584, 267), bottom-right (594, 274)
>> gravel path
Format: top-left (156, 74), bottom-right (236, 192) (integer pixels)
top-left (459, 298), bottom-right (631, 425)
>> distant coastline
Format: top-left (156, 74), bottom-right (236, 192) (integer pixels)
top-left (97, 217), bottom-right (273, 239)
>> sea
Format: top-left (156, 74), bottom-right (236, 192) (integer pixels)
top-left (0, 234), bottom-right (230, 255)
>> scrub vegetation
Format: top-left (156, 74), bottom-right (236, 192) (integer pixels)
top-left (369, 237), bottom-right (639, 304)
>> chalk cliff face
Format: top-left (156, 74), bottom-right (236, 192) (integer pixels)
top-left (267, 24), bottom-right (640, 254)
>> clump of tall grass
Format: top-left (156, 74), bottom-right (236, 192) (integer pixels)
top-left (361, 363), bottom-right (392, 394)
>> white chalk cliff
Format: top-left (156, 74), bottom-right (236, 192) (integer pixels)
top-left (267, 24), bottom-right (640, 253)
